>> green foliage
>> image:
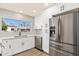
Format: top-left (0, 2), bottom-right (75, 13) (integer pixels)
top-left (2, 22), bottom-right (7, 31)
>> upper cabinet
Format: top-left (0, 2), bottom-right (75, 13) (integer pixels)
top-left (59, 3), bottom-right (79, 13)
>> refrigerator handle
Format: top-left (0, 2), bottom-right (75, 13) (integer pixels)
top-left (58, 16), bottom-right (61, 42)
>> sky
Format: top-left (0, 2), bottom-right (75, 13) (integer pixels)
top-left (2, 17), bottom-right (31, 27)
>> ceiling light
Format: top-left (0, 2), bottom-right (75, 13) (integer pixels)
top-left (19, 11), bottom-right (23, 13)
top-left (33, 10), bottom-right (36, 13)
top-left (44, 3), bottom-right (49, 6)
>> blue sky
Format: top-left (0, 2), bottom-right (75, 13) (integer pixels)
top-left (2, 18), bottom-right (31, 27)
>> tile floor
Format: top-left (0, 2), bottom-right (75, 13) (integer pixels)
top-left (15, 48), bottom-right (48, 56)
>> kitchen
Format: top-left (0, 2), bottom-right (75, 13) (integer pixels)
top-left (0, 3), bottom-right (79, 56)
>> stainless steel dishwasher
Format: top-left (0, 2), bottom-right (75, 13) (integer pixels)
top-left (35, 36), bottom-right (42, 50)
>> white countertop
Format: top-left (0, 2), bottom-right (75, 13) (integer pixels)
top-left (0, 36), bottom-right (14, 43)
top-left (0, 34), bottom-right (35, 43)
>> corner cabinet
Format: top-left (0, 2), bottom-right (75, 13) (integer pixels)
top-left (1, 36), bottom-right (35, 56)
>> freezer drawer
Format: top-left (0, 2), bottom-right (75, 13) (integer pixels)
top-left (49, 47), bottom-right (62, 56)
top-left (61, 50), bottom-right (75, 56)
top-left (49, 46), bottom-right (74, 56)
top-left (61, 43), bottom-right (76, 54)
top-left (50, 41), bottom-right (76, 54)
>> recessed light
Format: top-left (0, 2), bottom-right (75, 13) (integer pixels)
top-left (44, 3), bottom-right (49, 6)
top-left (19, 11), bottom-right (23, 13)
top-left (33, 10), bottom-right (36, 13)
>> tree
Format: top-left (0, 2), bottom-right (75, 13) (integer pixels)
top-left (2, 21), bottom-right (7, 31)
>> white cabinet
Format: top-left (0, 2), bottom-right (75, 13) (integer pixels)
top-left (1, 36), bottom-right (35, 56)
top-left (59, 3), bottom-right (79, 14)
top-left (2, 39), bottom-right (12, 56)
top-left (34, 25), bottom-right (42, 29)
top-left (21, 37), bottom-right (35, 51)
top-left (64, 3), bottom-right (79, 11)
top-left (11, 38), bottom-right (22, 55)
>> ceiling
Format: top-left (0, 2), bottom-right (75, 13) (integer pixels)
top-left (0, 3), bottom-right (55, 16)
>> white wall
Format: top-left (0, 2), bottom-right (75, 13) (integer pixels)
top-left (34, 3), bottom-right (79, 53)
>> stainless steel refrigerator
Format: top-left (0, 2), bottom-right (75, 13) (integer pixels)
top-left (49, 8), bottom-right (79, 56)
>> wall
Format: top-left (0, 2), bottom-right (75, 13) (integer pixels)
top-left (34, 3), bottom-right (79, 53)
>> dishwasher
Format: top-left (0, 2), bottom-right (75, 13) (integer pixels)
top-left (35, 36), bottom-right (42, 50)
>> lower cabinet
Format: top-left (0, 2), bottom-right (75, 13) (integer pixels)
top-left (2, 39), bottom-right (13, 56)
top-left (21, 37), bottom-right (35, 51)
top-left (1, 37), bottom-right (35, 56)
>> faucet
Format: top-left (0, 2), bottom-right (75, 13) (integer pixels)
top-left (19, 31), bottom-right (21, 36)
top-left (18, 29), bottom-right (21, 36)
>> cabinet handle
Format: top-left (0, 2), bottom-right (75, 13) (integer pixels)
top-left (9, 45), bottom-right (11, 49)
top-left (62, 5), bottom-right (64, 10)
top-left (60, 6), bottom-right (62, 11)
top-left (6, 41), bottom-right (8, 43)
top-left (22, 42), bottom-right (24, 46)
top-left (60, 5), bottom-right (64, 11)
top-left (0, 43), bottom-right (5, 49)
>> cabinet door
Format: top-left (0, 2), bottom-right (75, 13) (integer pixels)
top-left (59, 3), bottom-right (79, 13)
top-left (11, 38), bottom-right (22, 55)
top-left (22, 37), bottom-right (35, 50)
top-left (20, 38), bottom-right (27, 50)
top-left (2, 40), bottom-right (12, 56)
top-left (63, 3), bottom-right (79, 12)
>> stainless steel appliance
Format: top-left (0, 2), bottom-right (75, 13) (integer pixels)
top-left (49, 8), bottom-right (79, 56)
top-left (35, 36), bottom-right (42, 50)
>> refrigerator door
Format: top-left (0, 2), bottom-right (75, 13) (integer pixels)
top-left (60, 13), bottom-right (74, 45)
top-left (76, 12), bottom-right (79, 55)
top-left (60, 13), bottom-right (77, 55)
top-left (52, 16), bottom-right (59, 41)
